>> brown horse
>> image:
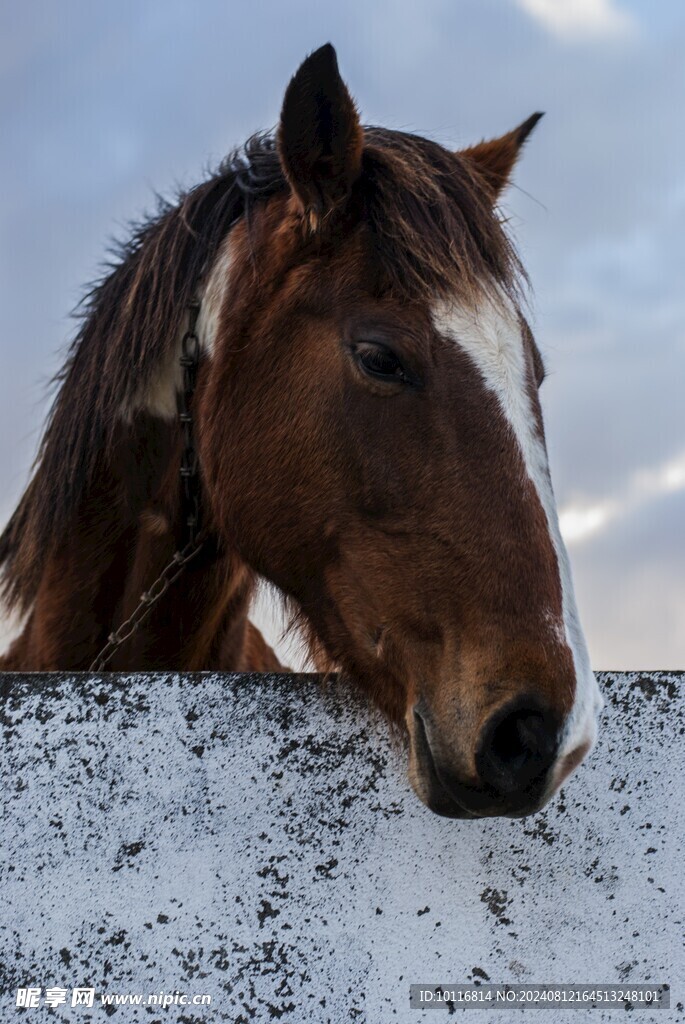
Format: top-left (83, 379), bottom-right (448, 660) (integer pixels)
top-left (0, 45), bottom-right (602, 818)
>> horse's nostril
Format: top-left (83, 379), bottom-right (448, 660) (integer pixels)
top-left (476, 698), bottom-right (559, 797)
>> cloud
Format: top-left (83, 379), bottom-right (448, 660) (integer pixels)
top-left (560, 500), bottom-right (618, 544)
top-left (560, 450), bottom-right (685, 545)
top-left (571, 488), bottom-right (685, 668)
top-left (514, 0), bottom-right (635, 40)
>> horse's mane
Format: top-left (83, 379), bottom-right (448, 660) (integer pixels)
top-left (0, 128), bottom-right (524, 614)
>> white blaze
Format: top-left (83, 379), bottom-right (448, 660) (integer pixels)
top-left (432, 292), bottom-right (604, 770)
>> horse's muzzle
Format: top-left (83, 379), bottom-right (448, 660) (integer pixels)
top-left (410, 696), bottom-right (573, 819)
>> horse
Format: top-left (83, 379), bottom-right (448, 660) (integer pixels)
top-left (0, 44), bottom-right (603, 818)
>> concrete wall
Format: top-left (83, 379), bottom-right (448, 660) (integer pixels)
top-left (1, 671), bottom-right (682, 1022)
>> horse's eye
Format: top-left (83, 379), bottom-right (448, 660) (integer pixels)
top-left (354, 342), bottom-right (411, 384)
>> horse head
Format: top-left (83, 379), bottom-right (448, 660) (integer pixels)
top-left (196, 45), bottom-right (604, 817)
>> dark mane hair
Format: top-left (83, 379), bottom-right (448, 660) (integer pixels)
top-left (0, 134), bottom-right (286, 612)
top-left (0, 128), bottom-right (524, 614)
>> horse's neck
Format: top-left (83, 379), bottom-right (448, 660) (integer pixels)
top-left (111, 510), bottom-right (254, 671)
top-left (2, 415), bottom-right (268, 672)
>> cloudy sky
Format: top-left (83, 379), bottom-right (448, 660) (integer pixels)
top-left (1, 0), bottom-right (683, 668)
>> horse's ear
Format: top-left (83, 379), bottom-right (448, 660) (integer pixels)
top-left (460, 112), bottom-right (544, 201)
top-left (278, 43), bottom-right (363, 229)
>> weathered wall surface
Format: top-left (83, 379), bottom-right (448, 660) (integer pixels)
top-left (1, 671), bottom-right (682, 1022)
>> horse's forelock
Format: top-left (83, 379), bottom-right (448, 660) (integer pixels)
top-left (361, 128), bottom-right (526, 309)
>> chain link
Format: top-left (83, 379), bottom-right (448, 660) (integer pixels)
top-left (89, 299), bottom-right (205, 672)
top-left (179, 298), bottom-right (202, 547)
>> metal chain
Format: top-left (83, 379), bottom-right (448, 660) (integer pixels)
top-left (89, 299), bottom-right (205, 672)
top-left (179, 299), bottom-right (202, 547)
